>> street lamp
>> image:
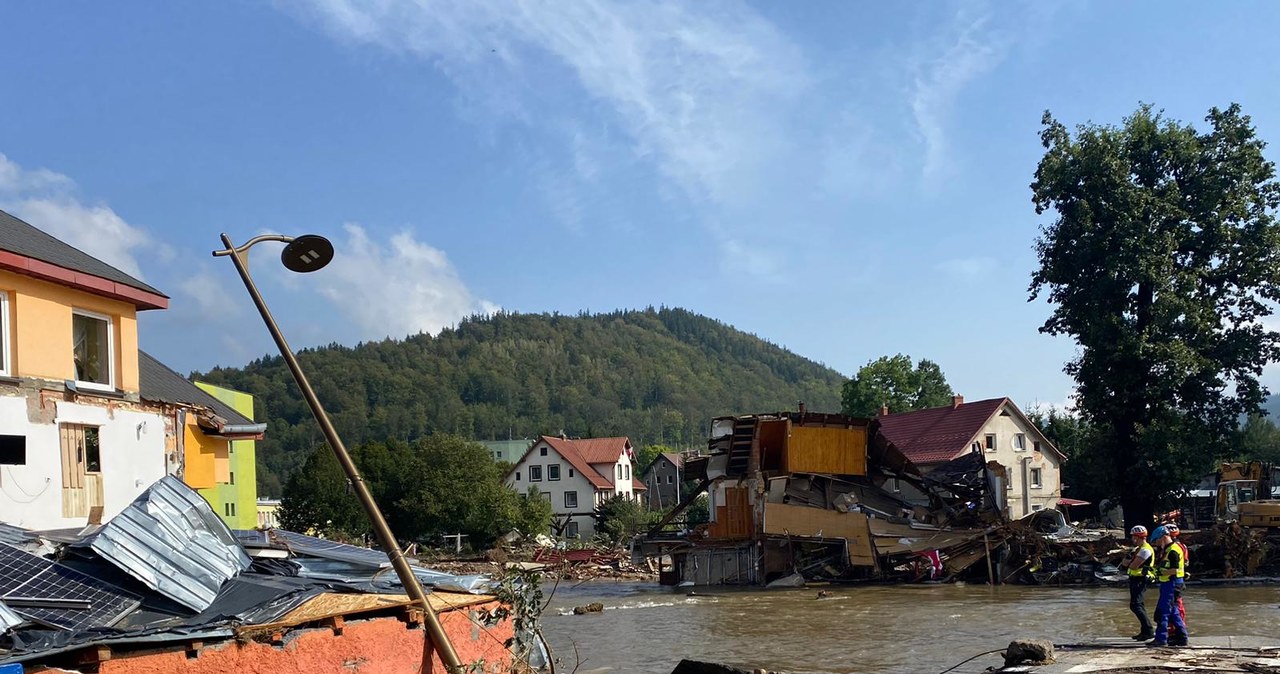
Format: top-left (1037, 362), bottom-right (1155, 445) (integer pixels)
top-left (213, 233), bottom-right (463, 672)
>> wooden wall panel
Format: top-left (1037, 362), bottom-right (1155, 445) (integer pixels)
top-left (761, 502), bottom-right (875, 566)
top-left (784, 426), bottom-right (867, 476)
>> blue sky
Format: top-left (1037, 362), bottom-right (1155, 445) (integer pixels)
top-left (3, 1), bottom-right (1280, 411)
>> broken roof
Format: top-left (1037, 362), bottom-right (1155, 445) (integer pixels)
top-left (0, 208), bottom-right (168, 309)
top-left (877, 397), bottom-right (1064, 465)
top-left (137, 351), bottom-right (262, 436)
top-left (79, 476), bottom-right (252, 612)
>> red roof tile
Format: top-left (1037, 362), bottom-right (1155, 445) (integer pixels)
top-left (876, 398), bottom-right (1008, 465)
top-left (527, 436), bottom-right (635, 490)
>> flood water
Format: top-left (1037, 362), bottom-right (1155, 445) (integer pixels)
top-left (540, 581), bottom-right (1280, 674)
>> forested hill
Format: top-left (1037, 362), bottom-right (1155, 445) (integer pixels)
top-left (196, 308), bottom-right (847, 496)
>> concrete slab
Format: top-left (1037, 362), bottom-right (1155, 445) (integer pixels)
top-left (997, 636), bottom-right (1280, 673)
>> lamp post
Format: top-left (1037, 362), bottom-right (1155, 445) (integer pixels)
top-left (213, 233), bottom-right (463, 672)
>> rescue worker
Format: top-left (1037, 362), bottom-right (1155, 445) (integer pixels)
top-left (1124, 525), bottom-right (1155, 641)
top-left (1149, 525), bottom-right (1188, 647)
top-left (1168, 524), bottom-right (1189, 636)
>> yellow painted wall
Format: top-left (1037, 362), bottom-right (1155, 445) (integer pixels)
top-left (0, 270), bottom-right (140, 391)
top-left (182, 414), bottom-right (229, 490)
top-left (196, 382), bottom-right (260, 529)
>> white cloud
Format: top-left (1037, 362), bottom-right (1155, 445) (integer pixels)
top-left (0, 153), bottom-right (155, 279)
top-left (310, 224), bottom-right (497, 339)
top-left (177, 268), bottom-right (243, 316)
top-left (909, 7), bottom-right (1005, 180)
top-left (279, 0), bottom-right (808, 208)
top-left (936, 256), bottom-right (995, 279)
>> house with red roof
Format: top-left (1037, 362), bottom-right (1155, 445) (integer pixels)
top-left (876, 396), bottom-right (1066, 519)
top-left (505, 435), bottom-right (645, 539)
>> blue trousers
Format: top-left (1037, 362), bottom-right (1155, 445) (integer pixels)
top-left (1154, 580), bottom-right (1186, 643)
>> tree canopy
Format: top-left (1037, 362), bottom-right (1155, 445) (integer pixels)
top-left (197, 307), bottom-right (845, 495)
top-left (1029, 103), bottom-right (1280, 529)
top-left (840, 354), bottom-right (954, 417)
top-left (279, 434), bottom-right (551, 548)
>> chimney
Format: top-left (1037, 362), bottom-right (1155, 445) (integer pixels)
top-left (952, 395), bottom-right (964, 409)
top-left (879, 404), bottom-right (889, 417)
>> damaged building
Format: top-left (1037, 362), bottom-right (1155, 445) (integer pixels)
top-left (640, 407), bottom-right (1013, 587)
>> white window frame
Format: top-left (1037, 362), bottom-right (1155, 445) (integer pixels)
top-left (529, 465), bottom-right (542, 482)
top-left (984, 433), bottom-right (997, 451)
top-left (0, 291), bottom-right (11, 377)
top-left (548, 464), bottom-right (561, 481)
top-left (564, 491), bottom-right (578, 509)
top-left (72, 309), bottom-right (115, 391)
top-left (1030, 467), bottom-right (1043, 489)
top-left (1013, 433), bottom-right (1026, 451)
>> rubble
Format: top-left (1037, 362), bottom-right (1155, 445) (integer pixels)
top-left (0, 478), bottom-right (520, 673)
top-left (571, 602), bottom-right (604, 615)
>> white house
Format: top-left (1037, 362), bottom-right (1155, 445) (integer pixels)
top-left (876, 396), bottom-right (1066, 519)
top-left (506, 435), bottom-right (645, 539)
top-left (0, 208), bottom-right (171, 530)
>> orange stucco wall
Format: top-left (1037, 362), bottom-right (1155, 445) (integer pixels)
top-left (80, 601), bottom-right (516, 674)
top-left (1, 270), bottom-right (140, 391)
top-left (182, 414), bottom-right (230, 490)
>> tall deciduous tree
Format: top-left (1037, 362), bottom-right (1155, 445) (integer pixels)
top-left (1030, 104), bottom-right (1280, 530)
top-left (841, 354), bottom-right (955, 417)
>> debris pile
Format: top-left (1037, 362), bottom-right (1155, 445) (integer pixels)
top-left (0, 476), bottom-right (517, 672)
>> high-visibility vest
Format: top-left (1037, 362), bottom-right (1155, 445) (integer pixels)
top-left (1158, 544), bottom-right (1185, 582)
top-left (1128, 541), bottom-right (1155, 578)
top-left (1175, 539), bottom-right (1190, 580)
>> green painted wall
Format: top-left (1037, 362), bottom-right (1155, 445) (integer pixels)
top-left (195, 382), bottom-right (259, 529)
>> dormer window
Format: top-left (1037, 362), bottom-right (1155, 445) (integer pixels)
top-left (72, 310), bottom-right (114, 390)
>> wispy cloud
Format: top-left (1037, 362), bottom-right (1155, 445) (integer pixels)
top-left (0, 153), bottom-right (158, 280)
top-left (909, 7), bottom-right (1004, 181)
top-left (309, 224), bottom-right (498, 340)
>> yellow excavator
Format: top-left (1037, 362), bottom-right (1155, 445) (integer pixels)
top-left (1216, 461), bottom-right (1280, 527)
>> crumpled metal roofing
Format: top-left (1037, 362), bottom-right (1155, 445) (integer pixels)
top-left (0, 599), bottom-right (22, 635)
top-left (81, 476), bottom-right (250, 612)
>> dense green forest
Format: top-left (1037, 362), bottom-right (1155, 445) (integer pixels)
top-left (196, 307), bottom-right (846, 496)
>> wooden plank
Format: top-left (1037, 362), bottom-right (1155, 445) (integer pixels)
top-left (761, 503), bottom-right (875, 566)
top-left (240, 591), bottom-right (498, 637)
top-left (785, 426), bottom-right (867, 476)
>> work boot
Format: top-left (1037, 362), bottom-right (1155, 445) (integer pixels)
top-left (1168, 637), bottom-right (1188, 647)
top-left (1147, 640), bottom-right (1168, 648)
top-left (1132, 630), bottom-right (1154, 641)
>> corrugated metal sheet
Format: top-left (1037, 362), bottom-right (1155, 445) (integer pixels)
top-left (0, 599), bottom-right (22, 635)
top-left (85, 476), bottom-right (250, 611)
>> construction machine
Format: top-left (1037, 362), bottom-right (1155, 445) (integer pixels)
top-left (1215, 461), bottom-right (1280, 527)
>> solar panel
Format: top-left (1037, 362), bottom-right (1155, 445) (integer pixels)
top-left (0, 543), bottom-right (141, 632)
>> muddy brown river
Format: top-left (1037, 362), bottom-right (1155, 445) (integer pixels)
top-left (540, 582), bottom-right (1280, 674)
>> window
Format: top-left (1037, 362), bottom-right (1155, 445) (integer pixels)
top-left (515, 471), bottom-right (521, 481)
top-left (667, 475), bottom-right (674, 484)
top-left (539, 490), bottom-right (551, 502)
top-left (529, 465), bottom-right (542, 482)
top-left (225, 502), bottom-right (236, 517)
top-left (83, 427), bottom-right (101, 473)
top-left (984, 434), bottom-right (996, 451)
top-left (1034, 441), bottom-right (1042, 453)
top-left (548, 464), bottom-right (561, 481)
top-left (568, 469), bottom-right (574, 478)
top-left (1030, 468), bottom-right (1043, 488)
top-left (616, 465), bottom-right (623, 480)
top-left (566, 521), bottom-right (580, 539)
top-left (1013, 433), bottom-right (1026, 451)
top-left (1031, 504), bottom-right (1044, 512)
top-left (564, 491), bottom-right (578, 508)
top-left (540, 447), bottom-right (548, 456)
top-left (0, 292), bottom-right (10, 376)
top-left (971, 442), bottom-right (982, 453)
top-left (229, 471), bottom-right (235, 485)
top-left (72, 311), bottom-right (114, 389)
top-left (0, 435), bottom-right (26, 465)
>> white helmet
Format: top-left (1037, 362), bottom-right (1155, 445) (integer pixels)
top-left (1129, 525), bottom-right (1148, 536)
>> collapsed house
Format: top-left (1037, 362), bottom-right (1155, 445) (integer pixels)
top-left (1, 477), bottom-right (521, 673)
top-left (639, 409), bottom-right (1013, 586)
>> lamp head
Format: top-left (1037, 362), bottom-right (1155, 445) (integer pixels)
top-left (281, 235), bottom-right (334, 273)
